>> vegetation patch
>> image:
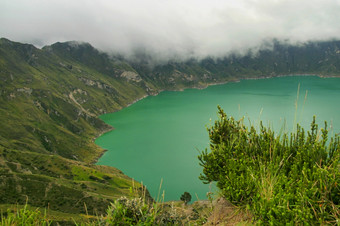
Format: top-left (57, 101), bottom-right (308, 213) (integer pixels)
top-left (199, 106), bottom-right (340, 224)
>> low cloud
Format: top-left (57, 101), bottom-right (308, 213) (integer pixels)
top-left (1, 0), bottom-right (340, 62)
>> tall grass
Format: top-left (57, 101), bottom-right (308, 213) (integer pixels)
top-left (1, 202), bottom-right (51, 226)
top-left (2, 180), bottom-right (198, 225)
top-left (79, 180), bottom-right (182, 225)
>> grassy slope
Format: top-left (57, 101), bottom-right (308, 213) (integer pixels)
top-left (0, 147), bottom-right (142, 214)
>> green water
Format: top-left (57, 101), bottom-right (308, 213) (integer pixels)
top-left (96, 76), bottom-right (340, 201)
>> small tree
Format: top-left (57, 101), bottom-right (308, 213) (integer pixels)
top-left (180, 192), bottom-right (192, 204)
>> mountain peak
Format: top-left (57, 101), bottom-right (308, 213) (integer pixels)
top-left (44, 40), bottom-right (95, 53)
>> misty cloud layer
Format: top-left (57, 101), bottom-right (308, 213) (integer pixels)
top-left (1, 0), bottom-right (340, 62)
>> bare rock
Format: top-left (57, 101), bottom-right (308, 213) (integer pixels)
top-left (120, 71), bottom-right (142, 82)
top-left (17, 87), bottom-right (33, 95)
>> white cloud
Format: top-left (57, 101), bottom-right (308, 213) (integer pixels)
top-left (1, 0), bottom-right (340, 61)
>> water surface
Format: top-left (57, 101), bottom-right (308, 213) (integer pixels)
top-left (96, 76), bottom-right (340, 201)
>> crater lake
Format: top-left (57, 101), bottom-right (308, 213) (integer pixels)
top-left (95, 76), bottom-right (340, 201)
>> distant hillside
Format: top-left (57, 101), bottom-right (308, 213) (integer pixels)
top-left (135, 39), bottom-right (340, 87)
top-left (0, 37), bottom-right (340, 221)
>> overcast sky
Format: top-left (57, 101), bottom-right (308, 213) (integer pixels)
top-left (1, 0), bottom-right (340, 61)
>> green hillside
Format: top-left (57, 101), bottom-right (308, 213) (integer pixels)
top-left (0, 37), bottom-right (340, 223)
top-left (0, 38), bottom-right (154, 222)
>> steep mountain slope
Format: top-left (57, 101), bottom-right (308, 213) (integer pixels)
top-left (0, 38), bottom-right (340, 220)
top-left (0, 38), bottom-right (151, 161)
top-left (0, 38), bottom-right (154, 218)
top-left (145, 40), bottom-right (340, 83)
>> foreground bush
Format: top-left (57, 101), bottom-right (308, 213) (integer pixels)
top-left (199, 106), bottom-right (339, 224)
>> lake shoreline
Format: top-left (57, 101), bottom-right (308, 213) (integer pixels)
top-left (93, 73), bottom-right (340, 165)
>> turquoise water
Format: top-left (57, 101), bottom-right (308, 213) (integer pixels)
top-left (95, 76), bottom-right (340, 201)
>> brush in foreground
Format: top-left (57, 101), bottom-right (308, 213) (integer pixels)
top-left (199, 106), bottom-right (339, 224)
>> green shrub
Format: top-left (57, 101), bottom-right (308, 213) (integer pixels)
top-left (198, 106), bottom-right (339, 224)
top-left (98, 196), bottom-right (180, 225)
top-left (103, 197), bottom-right (154, 225)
